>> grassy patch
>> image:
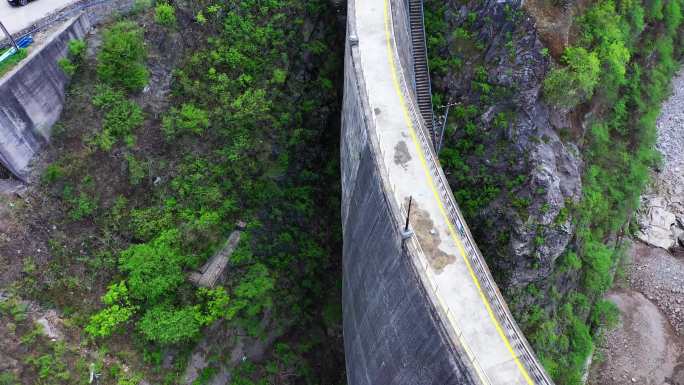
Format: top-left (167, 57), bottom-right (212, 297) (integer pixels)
top-left (0, 47), bottom-right (28, 77)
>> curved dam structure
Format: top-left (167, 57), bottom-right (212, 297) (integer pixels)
top-left (340, 0), bottom-right (555, 384)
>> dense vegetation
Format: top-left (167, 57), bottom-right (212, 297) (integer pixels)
top-left (1, 1), bottom-right (345, 384)
top-left (426, 0), bottom-right (683, 383)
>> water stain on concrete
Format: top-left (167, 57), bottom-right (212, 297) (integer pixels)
top-left (406, 198), bottom-right (455, 271)
top-left (394, 140), bottom-right (411, 169)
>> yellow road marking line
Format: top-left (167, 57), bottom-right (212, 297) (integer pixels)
top-left (380, 1), bottom-right (536, 384)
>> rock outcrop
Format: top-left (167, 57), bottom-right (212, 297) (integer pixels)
top-left (430, 0), bottom-right (583, 288)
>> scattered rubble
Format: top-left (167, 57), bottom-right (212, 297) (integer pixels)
top-left (629, 242), bottom-right (684, 336)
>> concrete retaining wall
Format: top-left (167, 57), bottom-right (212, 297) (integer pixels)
top-left (0, 14), bottom-right (90, 180)
top-left (0, 0), bottom-right (137, 50)
top-left (340, 1), bottom-right (475, 384)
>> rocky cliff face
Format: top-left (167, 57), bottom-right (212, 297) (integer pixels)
top-left (426, 0), bottom-right (582, 289)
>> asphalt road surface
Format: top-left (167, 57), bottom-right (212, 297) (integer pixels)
top-left (0, 0), bottom-right (77, 35)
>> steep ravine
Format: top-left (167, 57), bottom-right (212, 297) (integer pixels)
top-left (589, 69), bottom-right (684, 385)
top-left (426, 0), bottom-right (684, 383)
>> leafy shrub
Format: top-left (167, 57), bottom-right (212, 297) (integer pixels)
top-left (69, 193), bottom-right (97, 220)
top-left (590, 299), bottom-right (620, 329)
top-left (648, 0), bottom-right (664, 20)
top-left (197, 287), bottom-right (234, 324)
top-left (664, 0), bottom-right (683, 34)
top-left (195, 11), bottom-right (207, 25)
top-left (86, 303), bottom-right (135, 338)
top-left (561, 251), bottom-right (582, 271)
top-left (0, 372), bottom-right (18, 385)
top-left (58, 58), bottom-right (76, 76)
top-left (228, 263), bottom-right (274, 335)
top-left (579, 1), bottom-right (631, 89)
top-left (154, 3), bottom-right (176, 27)
top-left (42, 163), bottom-right (64, 184)
top-left (59, 40), bottom-right (87, 76)
top-left (125, 154), bottom-right (146, 185)
top-left (62, 186), bottom-right (97, 220)
top-left (68, 39), bottom-right (87, 62)
top-left (161, 104), bottom-right (210, 138)
top-left (272, 68), bottom-right (287, 84)
top-left (129, 203), bottom-right (175, 241)
top-left (543, 47), bottom-right (600, 108)
top-left (97, 21), bottom-right (148, 92)
top-left (138, 304), bottom-right (201, 344)
top-left (92, 86), bottom-right (144, 150)
top-left (119, 229), bottom-right (188, 301)
top-left (85, 282), bottom-right (135, 338)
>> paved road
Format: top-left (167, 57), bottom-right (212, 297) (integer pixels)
top-left (0, 0), bottom-right (77, 35)
top-left (354, 0), bottom-right (551, 383)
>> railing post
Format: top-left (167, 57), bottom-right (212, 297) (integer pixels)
top-left (401, 196), bottom-right (414, 242)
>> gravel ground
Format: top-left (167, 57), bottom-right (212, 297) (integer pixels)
top-left (588, 289), bottom-right (683, 385)
top-left (630, 242), bottom-right (684, 336)
top-left (652, 69), bottom-right (684, 217)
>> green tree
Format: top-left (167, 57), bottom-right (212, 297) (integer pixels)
top-left (543, 47), bottom-right (600, 108)
top-left (97, 21), bottom-right (149, 92)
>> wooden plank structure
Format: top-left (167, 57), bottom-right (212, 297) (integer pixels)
top-left (188, 230), bottom-right (241, 288)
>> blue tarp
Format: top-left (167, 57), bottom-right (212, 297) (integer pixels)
top-left (0, 34), bottom-right (33, 64)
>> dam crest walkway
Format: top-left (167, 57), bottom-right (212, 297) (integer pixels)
top-left (348, 0), bottom-right (554, 383)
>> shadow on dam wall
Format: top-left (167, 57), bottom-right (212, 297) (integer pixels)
top-left (339, 1), bottom-right (476, 383)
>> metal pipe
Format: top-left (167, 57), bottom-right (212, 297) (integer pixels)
top-left (437, 102), bottom-right (450, 153)
top-left (0, 20), bottom-right (19, 52)
top-left (404, 196), bottom-right (412, 232)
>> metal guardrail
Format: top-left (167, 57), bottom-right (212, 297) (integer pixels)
top-left (400, 58), bottom-right (553, 385)
top-left (384, 1), bottom-right (555, 383)
top-left (388, 7), bottom-right (555, 383)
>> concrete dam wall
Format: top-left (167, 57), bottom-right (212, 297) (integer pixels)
top-left (0, 14), bottom-right (90, 180)
top-left (340, 0), bottom-right (555, 384)
top-left (340, 2), bottom-right (476, 383)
